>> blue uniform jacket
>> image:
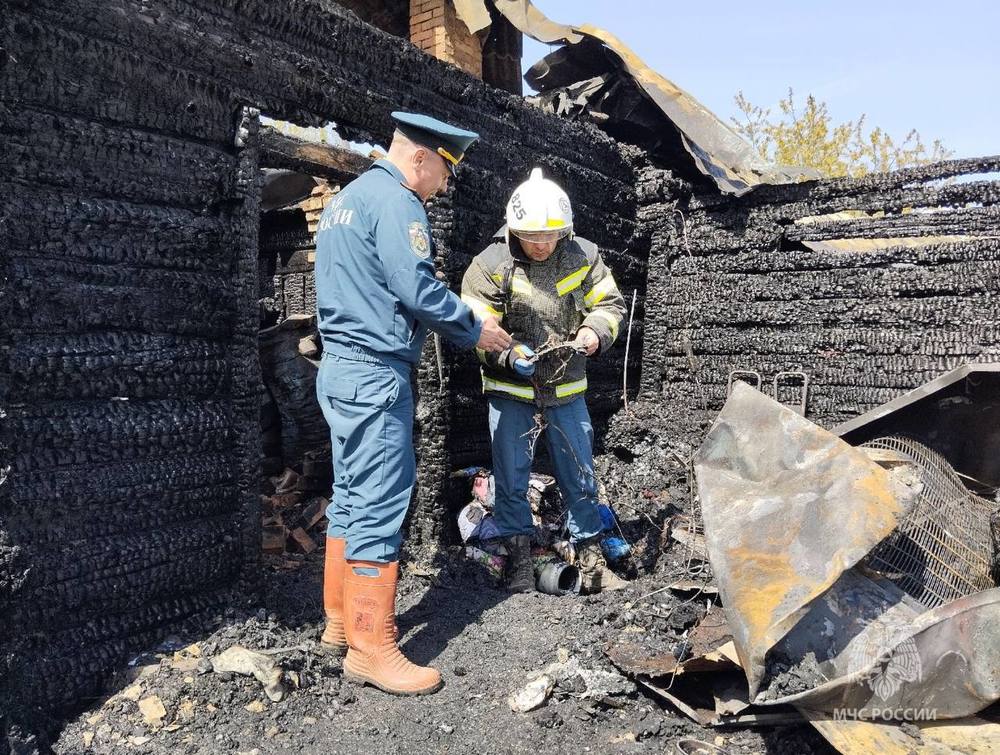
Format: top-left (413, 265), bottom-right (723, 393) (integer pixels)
top-left (314, 159), bottom-right (482, 364)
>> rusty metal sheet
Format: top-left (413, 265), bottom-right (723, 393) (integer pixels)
top-left (605, 639), bottom-right (683, 678)
top-left (604, 639), bottom-right (737, 679)
top-left (493, 0), bottom-right (817, 194)
top-left (693, 383), bottom-right (914, 696)
top-left (491, 0), bottom-right (583, 44)
top-left (605, 610), bottom-right (737, 679)
top-left (686, 610), bottom-right (731, 647)
top-left (802, 707), bottom-right (1000, 755)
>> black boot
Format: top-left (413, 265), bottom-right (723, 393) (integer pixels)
top-left (504, 535), bottom-right (535, 593)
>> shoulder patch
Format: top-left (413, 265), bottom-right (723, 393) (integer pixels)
top-left (408, 221), bottom-right (431, 259)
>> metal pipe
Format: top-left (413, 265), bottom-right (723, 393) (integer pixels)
top-left (623, 288), bottom-right (637, 410)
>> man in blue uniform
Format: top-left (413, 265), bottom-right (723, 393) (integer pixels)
top-left (314, 112), bottom-right (512, 696)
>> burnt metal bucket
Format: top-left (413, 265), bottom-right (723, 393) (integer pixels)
top-left (536, 561), bottom-right (581, 595)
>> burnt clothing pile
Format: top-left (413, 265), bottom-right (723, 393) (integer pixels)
top-left (454, 467), bottom-right (630, 580)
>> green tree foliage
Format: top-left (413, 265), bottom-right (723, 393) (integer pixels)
top-left (731, 89), bottom-right (952, 178)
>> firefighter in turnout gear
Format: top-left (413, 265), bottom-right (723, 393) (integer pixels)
top-left (461, 168), bottom-right (628, 594)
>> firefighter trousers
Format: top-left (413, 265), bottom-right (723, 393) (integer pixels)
top-left (487, 395), bottom-right (603, 542)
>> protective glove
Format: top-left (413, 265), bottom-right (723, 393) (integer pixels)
top-left (572, 326), bottom-right (600, 356)
top-left (511, 344), bottom-right (537, 377)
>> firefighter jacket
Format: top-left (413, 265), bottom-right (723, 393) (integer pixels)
top-left (461, 226), bottom-right (626, 407)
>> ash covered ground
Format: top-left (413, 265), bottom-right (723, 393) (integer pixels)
top-left (46, 404), bottom-right (832, 754)
top-left (51, 554), bottom-right (830, 755)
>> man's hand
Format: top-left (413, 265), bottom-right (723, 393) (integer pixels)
top-left (573, 326), bottom-right (600, 356)
top-left (477, 316), bottom-right (513, 353)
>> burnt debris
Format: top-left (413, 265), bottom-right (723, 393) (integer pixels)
top-left (0, 0), bottom-right (641, 735)
top-left (3, 0), bottom-right (1000, 748)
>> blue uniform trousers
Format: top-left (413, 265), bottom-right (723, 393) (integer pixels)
top-left (316, 350), bottom-right (415, 562)
top-left (487, 395), bottom-right (603, 542)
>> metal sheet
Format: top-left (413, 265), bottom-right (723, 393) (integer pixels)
top-left (574, 24), bottom-right (816, 194)
top-left (760, 583), bottom-right (1000, 719)
top-left (833, 363), bottom-right (1000, 437)
top-left (452, 0), bottom-right (493, 34)
top-left (491, 0), bottom-right (583, 44)
top-left (604, 616), bottom-right (736, 679)
top-left (693, 383), bottom-right (913, 696)
top-left (494, 0), bottom-right (817, 194)
top-left (803, 707), bottom-right (1000, 755)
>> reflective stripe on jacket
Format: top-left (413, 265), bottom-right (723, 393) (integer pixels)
top-left (461, 226), bottom-right (626, 407)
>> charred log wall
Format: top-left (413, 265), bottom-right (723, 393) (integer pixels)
top-left (639, 157), bottom-right (1000, 444)
top-left (1, 93), bottom-right (262, 755)
top-left (0, 0), bottom-right (643, 728)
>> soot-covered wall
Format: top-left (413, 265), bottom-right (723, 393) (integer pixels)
top-left (0, 0), bottom-right (644, 727)
top-left (638, 156), bottom-right (1000, 442)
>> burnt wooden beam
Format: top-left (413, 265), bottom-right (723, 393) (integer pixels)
top-left (259, 127), bottom-right (372, 184)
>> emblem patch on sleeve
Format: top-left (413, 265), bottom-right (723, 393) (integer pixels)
top-left (408, 222), bottom-right (431, 259)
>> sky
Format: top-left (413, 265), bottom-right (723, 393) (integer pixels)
top-left (521, 1), bottom-right (999, 159)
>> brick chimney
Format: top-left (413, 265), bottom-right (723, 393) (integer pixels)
top-left (409, 0), bottom-right (483, 78)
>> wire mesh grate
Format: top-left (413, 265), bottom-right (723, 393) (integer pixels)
top-left (862, 436), bottom-right (997, 610)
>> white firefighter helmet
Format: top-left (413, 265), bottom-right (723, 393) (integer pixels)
top-left (505, 167), bottom-right (573, 240)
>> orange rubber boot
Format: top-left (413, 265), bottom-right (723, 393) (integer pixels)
top-left (320, 537), bottom-right (347, 650)
top-left (343, 560), bottom-right (442, 696)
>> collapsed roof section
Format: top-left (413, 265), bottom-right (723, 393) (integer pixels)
top-left (487, 0), bottom-right (818, 195)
